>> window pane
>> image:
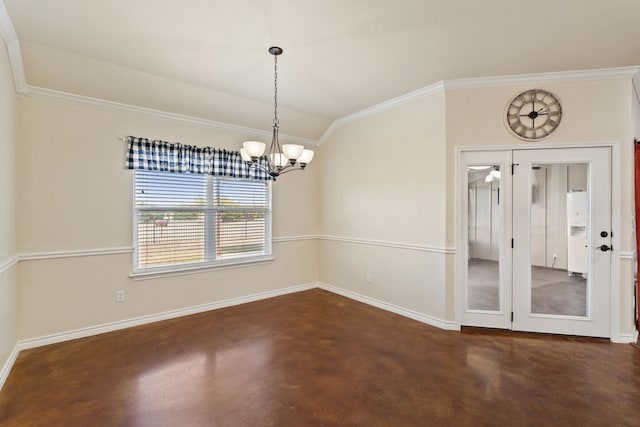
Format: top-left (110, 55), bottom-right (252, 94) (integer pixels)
top-left (214, 179), bottom-right (268, 208)
top-left (134, 171), bottom-right (271, 270)
top-left (214, 178), bottom-right (269, 258)
top-left (216, 211), bottom-right (266, 257)
top-left (135, 171), bottom-right (206, 208)
top-left (136, 210), bottom-right (205, 268)
top-left (467, 165), bottom-right (501, 311)
top-left (530, 163), bottom-right (588, 316)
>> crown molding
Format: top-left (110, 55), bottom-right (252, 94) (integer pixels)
top-left (0, 0), bottom-right (27, 94)
top-left (633, 69), bottom-right (640, 105)
top-left (319, 66), bottom-right (640, 145)
top-left (26, 85), bottom-right (317, 146)
top-left (3, 0), bottom-right (637, 149)
top-left (1, 2), bottom-right (314, 144)
top-left (444, 66), bottom-right (640, 91)
top-left (317, 81), bottom-right (445, 145)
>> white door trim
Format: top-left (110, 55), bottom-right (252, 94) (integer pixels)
top-left (454, 140), bottom-right (625, 342)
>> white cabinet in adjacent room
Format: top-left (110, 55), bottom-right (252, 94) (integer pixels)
top-left (567, 191), bottom-right (587, 276)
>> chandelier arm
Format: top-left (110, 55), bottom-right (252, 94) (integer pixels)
top-left (273, 165), bottom-right (304, 175)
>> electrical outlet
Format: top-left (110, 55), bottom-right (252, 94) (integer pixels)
top-left (116, 290), bottom-right (125, 302)
top-left (366, 272), bottom-right (372, 283)
top-left (553, 253), bottom-right (558, 259)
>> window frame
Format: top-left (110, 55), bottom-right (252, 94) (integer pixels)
top-left (131, 171), bottom-right (273, 279)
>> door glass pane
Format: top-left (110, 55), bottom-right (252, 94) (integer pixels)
top-left (530, 163), bottom-right (588, 317)
top-left (467, 165), bottom-right (501, 311)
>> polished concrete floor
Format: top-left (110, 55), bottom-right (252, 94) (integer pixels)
top-left (1, 289), bottom-right (639, 426)
top-left (468, 258), bottom-right (587, 315)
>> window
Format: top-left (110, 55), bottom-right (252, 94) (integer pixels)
top-left (133, 170), bottom-right (271, 273)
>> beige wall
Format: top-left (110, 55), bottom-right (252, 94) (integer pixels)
top-left (0, 41), bottom-right (18, 375)
top-left (446, 78), bottom-right (636, 333)
top-left (318, 77), bottom-right (637, 339)
top-left (16, 96), bottom-right (319, 339)
top-left (445, 79), bottom-right (633, 242)
top-left (6, 58), bottom-right (639, 346)
top-left (318, 92), bottom-right (449, 319)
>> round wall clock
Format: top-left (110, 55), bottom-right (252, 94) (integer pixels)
top-left (505, 89), bottom-right (562, 140)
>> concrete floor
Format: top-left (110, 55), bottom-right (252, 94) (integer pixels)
top-left (1, 289), bottom-right (639, 426)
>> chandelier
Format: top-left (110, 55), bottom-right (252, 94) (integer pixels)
top-left (240, 46), bottom-right (314, 178)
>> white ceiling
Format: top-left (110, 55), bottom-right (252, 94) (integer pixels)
top-left (4, 0), bottom-right (640, 140)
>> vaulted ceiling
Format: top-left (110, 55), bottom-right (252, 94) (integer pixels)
top-left (4, 0), bottom-right (640, 140)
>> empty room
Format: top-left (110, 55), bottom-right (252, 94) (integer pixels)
top-left (1, 1), bottom-right (640, 425)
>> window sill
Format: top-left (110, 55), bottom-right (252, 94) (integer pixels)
top-left (129, 256), bottom-right (275, 281)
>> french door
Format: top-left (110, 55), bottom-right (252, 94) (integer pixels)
top-left (461, 147), bottom-right (611, 337)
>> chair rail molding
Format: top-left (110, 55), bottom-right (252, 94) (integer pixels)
top-left (0, 255), bottom-right (19, 275)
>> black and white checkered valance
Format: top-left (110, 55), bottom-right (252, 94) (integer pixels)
top-left (125, 136), bottom-right (273, 181)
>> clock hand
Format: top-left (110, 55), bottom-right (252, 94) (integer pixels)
top-left (519, 111), bottom-right (549, 117)
top-left (519, 105), bottom-right (551, 118)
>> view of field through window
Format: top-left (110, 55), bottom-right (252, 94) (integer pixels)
top-left (135, 171), bottom-right (269, 269)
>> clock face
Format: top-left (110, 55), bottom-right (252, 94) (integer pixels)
top-left (506, 89), bottom-right (562, 140)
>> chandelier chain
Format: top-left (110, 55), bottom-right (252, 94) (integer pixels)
top-left (273, 55), bottom-right (279, 127)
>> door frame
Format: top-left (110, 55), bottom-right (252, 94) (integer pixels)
top-left (454, 140), bottom-right (625, 342)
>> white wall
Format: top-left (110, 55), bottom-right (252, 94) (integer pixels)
top-left (0, 39), bottom-right (18, 380)
top-left (318, 92), bottom-right (449, 321)
top-left (16, 95), bottom-right (319, 340)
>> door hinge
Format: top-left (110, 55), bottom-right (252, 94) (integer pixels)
top-left (511, 312), bottom-right (514, 322)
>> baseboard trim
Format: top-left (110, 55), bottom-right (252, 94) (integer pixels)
top-left (613, 332), bottom-right (637, 344)
top-left (318, 283), bottom-right (458, 331)
top-left (0, 343), bottom-right (20, 392)
top-left (17, 283), bottom-right (316, 351)
top-left (4, 281), bottom-right (629, 391)
top-left (15, 281), bottom-right (458, 353)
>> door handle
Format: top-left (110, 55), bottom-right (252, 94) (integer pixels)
top-left (598, 244), bottom-right (612, 252)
